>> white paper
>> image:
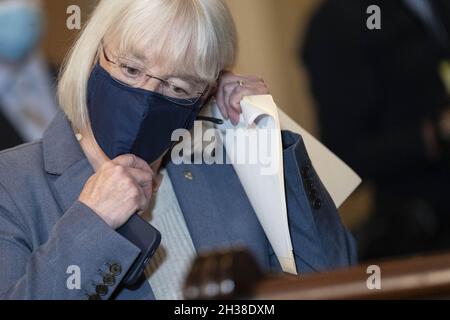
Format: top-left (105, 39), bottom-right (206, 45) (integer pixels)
top-left (211, 95), bottom-right (297, 274)
top-left (207, 95), bottom-right (361, 275)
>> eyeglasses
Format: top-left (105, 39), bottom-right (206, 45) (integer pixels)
top-left (100, 45), bottom-right (210, 106)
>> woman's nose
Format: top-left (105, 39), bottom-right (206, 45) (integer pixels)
top-left (142, 77), bottom-right (161, 92)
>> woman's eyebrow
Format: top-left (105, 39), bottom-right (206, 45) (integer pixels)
top-left (125, 50), bottom-right (207, 84)
top-left (164, 73), bottom-right (206, 85)
top-left (122, 48), bottom-right (148, 64)
top-left (128, 53), bottom-right (147, 64)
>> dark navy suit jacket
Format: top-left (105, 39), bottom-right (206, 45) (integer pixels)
top-left (0, 111), bottom-right (356, 299)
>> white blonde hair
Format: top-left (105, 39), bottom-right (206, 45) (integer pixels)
top-left (58, 0), bottom-right (238, 131)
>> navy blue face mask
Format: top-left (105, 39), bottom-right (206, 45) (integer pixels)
top-left (87, 63), bottom-right (205, 163)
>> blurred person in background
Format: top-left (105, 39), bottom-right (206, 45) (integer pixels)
top-left (302, 0), bottom-right (450, 260)
top-left (0, 0), bottom-right (57, 151)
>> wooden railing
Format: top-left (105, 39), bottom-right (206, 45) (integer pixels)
top-left (253, 253), bottom-right (450, 299)
top-left (184, 249), bottom-right (450, 300)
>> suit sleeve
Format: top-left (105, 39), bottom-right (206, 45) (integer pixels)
top-left (0, 182), bottom-right (141, 300)
top-left (277, 131), bottom-right (357, 273)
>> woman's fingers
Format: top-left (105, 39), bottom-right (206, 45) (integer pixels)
top-left (112, 154), bottom-right (153, 185)
top-left (229, 82), bottom-right (269, 111)
top-left (223, 82), bottom-right (242, 125)
top-left (217, 72), bottom-right (243, 123)
top-left (113, 154), bottom-right (152, 172)
top-left (113, 154), bottom-right (137, 167)
top-left (216, 72), bottom-right (270, 126)
top-left (215, 80), bottom-right (229, 120)
top-left (126, 167), bottom-right (153, 187)
top-left (112, 154), bottom-right (154, 203)
top-left (79, 153), bottom-right (160, 229)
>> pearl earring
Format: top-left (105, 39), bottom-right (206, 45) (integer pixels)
top-left (75, 133), bottom-right (83, 142)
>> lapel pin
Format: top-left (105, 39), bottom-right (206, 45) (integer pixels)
top-left (184, 170), bottom-right (194, 181)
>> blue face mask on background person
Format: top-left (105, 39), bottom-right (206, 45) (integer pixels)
top-left (0, 2), bottom-right (43, 63)
top-left (87, 63), bottom-right (205, 164)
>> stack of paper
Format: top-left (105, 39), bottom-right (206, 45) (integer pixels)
top-left (208, 95), bottom-right (361, 274)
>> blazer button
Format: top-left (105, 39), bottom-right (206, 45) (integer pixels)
top-left (308, 188), bottom-right (318, 198)
top-left (301, 166), bottom-right (310, 178)
top-left (312, 198), bottom-right (322, 210)
top-left (88, 293), bottom-right (102, 300)
top-left (103, 273), bottom-right (115, 286)
top-left (95, 284), bottom-right (109, 296)
top-left (304, 178), bottom-right (314, 190)
top-left (109, 263), bottom-right (122, 276)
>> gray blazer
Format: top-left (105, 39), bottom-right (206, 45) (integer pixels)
top-left (0, 111), bottom-right (356, 300)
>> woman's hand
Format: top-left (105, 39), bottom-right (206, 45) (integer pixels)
top-left (215, 72), bottom-right (270, 126)
top-left (79, 154), bottom-right (154, 229)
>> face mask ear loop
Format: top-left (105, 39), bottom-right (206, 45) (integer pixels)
top-left (196, 116), bottom-right (224, 125)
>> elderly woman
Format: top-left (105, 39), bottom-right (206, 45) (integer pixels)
top-left (0, 0), bottom-right (356, 300)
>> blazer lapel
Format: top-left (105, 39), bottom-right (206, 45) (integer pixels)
top-left (166, 160), bottom-right (271, 270)
top-left (41, 111), bottom-right (155, 299)
top-left (42, 111), bottom-right (94, 213)
top-left (50, 159), bottom-right (94, 213)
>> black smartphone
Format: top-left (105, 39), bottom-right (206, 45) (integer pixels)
top-left (117, 214), bottom-right (161, 287)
